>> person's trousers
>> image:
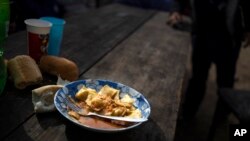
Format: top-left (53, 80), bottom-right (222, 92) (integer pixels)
top-left (182, 30), bottom-right (241, 119)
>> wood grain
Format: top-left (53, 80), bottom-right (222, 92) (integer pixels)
top-left (60, 4), bottom-right (155, 74)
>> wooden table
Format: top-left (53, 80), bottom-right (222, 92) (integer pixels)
top-left (0, 4), bottom-right (190, 141)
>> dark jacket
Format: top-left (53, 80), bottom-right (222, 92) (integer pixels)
top-left (171, 0), bottom-right (250, 39)
top-left (116, 0), bottom-right (172, 11)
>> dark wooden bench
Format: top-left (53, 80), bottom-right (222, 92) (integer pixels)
top-left (207, 88), bottom-right (250, 140)
top-left (219, 88), bottom-right (250, 124)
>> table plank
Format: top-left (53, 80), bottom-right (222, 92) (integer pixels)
top-left (4, 12), bottom-right (190, 141)
top-left (0, 4), bottom-right (155, 140)
top-left (60, 3), bottom-right (155, 73)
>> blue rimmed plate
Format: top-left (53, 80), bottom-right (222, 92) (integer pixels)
top-left (54, 79), bottom-right (151, 132)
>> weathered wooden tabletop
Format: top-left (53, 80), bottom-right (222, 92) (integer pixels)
top-left (0, 4), bottom-right (190, 141)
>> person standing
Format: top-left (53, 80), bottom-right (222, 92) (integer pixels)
top-left (9, 0), bottom-right (65, 33)
top-left (168, 0), bottom-right (250, 121)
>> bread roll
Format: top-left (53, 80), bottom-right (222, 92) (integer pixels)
top-left (8, 55), bottom-right (43, 89)
top-left (39, 55), bottom-right (79, 81)
top-left (32, 85), bottom-right (63, 113)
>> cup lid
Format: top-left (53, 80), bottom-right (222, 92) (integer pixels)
top-left (24, 19), bottom-right (52, 27)
top-left (40, 17), bottom-right (66, 25)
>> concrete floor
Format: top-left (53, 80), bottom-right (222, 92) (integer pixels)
top-left (174, 47), bottom-right (250, 141)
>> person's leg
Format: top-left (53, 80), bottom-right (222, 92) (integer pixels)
top-left (208, 35), bottom-right (241, 141)
top-left (216, 42), bottom-right (241, 88)
top-left (207, 96), bottom-right (231, 141)
top-left (182, 34), bottom-right (211, 120)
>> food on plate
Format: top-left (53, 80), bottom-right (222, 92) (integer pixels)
top-left (8, 55), bottom-right (43, 89)
top-left (39, 55), bottom-right (79, 81)
top-left (32, 85), bottom-right (63, 113)
top-left (68, 85), bottom-right (142, 128)
top-left (68, 110), bottom-right (80, 119)
top-left (75, 85), bottom-right (141, 118)
top-left (77, 116), bottom-right (127, 129)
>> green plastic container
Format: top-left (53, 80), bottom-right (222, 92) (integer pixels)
top-left (0, 0), bottom-right (9, 95)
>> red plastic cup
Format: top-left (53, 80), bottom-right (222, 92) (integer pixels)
top-left (24, 19), bottom-right (52, 62)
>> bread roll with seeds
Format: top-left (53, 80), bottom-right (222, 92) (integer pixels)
top-left (8, 55), bottom-right (43, 89)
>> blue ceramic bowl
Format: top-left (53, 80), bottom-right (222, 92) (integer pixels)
top-left (54, 79), bottom-right (151, 132)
